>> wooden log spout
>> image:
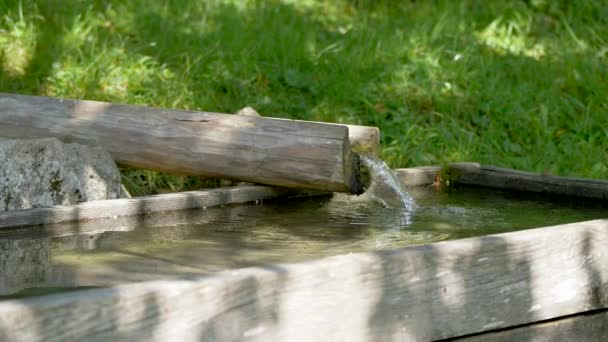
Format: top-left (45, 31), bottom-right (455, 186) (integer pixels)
top-left (0, 93), bottom-right (365, 193)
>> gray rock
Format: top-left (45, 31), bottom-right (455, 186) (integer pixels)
top-left (0, 138), bottom-right (123, 211)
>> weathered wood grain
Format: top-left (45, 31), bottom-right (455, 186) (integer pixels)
top-left (236, 106), bottom-right (380, 155)
top-left (451, 163), bottom-right (608, 199)
top-left (0, 185), bottom-right (291, 229)
top-left (395, 163), bottom-right (608, 199)
top-left (0, 219), bottom-right (606, 341)
top-left (454, 310), bottom-right (608, 342)
top-left (0, 93), bottom-right (363, 193)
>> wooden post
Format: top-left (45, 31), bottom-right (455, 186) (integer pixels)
top-left (0, 93), bottom-right (366, 193)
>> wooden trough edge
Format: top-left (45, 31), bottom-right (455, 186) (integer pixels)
top-left (3, 161), bottom-right (606, 229)
top-left (450, 309), bottom-right (608, 342)
top-left (0, 219), bottom-right (606, 341)
top-left (0, 185), bottom-right (305, 229)
top-left (396, 162), bottom-right (608, 199)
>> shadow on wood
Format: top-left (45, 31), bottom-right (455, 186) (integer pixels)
top-left (0, 93), bottom-right (373, 193)
top-left (0, 219), bottom-right (606, 341)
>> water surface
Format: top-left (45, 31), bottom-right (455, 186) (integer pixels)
top-left (1, 187), bottom-right (606, 295)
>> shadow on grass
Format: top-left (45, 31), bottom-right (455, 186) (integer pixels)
top-left (2, 0), bottom-right (606, 181)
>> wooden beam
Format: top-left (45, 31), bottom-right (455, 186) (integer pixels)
top-left (236, 106), bottom-right (380, 155)
top-left (0, 219), bottom-right (606, 341)
top-left (451, 163), bottom-right (608, 199)
top-left (0, 93), bottom-right (364, 193)
top-left (0, 185), bottom-right (292, 229)
top-left (395, 163), bottom-right (608, 200)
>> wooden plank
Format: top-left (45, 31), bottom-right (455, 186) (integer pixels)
top-left (0, 93), bottom-right (363, 193)
top-left (453, 310), bottom-right (608, 342)
top-left (452, 163), bottom-right (608, 199)
top-left (0, 219), bottom-right (606, 341)
top-left (0, 200), bottom-right (281, 239)
top-left (0, 185), bottom-right (292, 229)
top-left (395, 163), bottom-right (608, 200)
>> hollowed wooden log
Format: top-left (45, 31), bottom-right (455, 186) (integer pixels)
top-left (0, 93), bottom-right (371, 193)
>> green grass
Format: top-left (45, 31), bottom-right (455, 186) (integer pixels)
top-left (1, 0), bottom-right (606, 195)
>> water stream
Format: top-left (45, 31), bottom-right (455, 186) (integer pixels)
top-left (357, 153), bottom-right (416, 209)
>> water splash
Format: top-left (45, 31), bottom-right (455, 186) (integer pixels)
top-left (358, 153), bottom-right (416, 212)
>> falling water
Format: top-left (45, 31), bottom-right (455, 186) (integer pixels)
top-left (358, 153), bottom-right (416, 211)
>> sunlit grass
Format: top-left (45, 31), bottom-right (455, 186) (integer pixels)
top-left (0, 0), bottom-right (606, 194)
top-left (0, 3), bottom-right (37, 77)
top-left (476, 14), bottom-right (547, 59)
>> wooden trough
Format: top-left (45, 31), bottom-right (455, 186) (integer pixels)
top-left (0, 165), bottom-right (607, 341)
